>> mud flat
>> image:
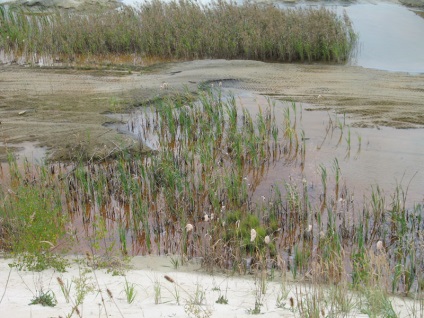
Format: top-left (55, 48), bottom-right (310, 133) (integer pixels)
top-left (1, 60), bottom-right (423, 161)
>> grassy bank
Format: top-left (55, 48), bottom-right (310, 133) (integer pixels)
top-left (0, 89), bottom-right (423, 316)
top-left (0, 0), bottom-right (356, 64)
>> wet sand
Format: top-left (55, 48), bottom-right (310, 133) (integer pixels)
top-left (1, 60), bottom-right (423, 161)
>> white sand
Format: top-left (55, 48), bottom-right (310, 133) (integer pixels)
top-left (0, 256), bottom-right (419, 317)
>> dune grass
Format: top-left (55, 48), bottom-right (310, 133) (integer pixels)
top-left (0, 0), bottom-right (356, 64)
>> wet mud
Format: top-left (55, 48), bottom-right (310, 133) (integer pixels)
top-left (1, 60), bottom-right (423, 162)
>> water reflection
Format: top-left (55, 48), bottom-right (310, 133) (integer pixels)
top-left (226, 89), bottom-right (424, 206)
top-left (109, 88), bottom-right (424, 207)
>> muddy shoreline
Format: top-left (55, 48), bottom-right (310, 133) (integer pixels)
top-left (1, 60), bottom-right (424, 161)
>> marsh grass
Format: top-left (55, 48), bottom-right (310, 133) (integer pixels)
top-left (1, 87), bottom-right (424, 316)
top-left (0, 0), bottom-right (356, 65)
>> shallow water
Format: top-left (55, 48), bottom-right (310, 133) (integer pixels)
top-left (279, 1), bottom-right (424, 73)
top-left (228, 89), bottom-right (424, 207)
top-left (0, 141), bottom-right (47, 163)
top-left (343, 2), bottom-right (424, 73)
top-left (109, 88), bottom-right (424, 207)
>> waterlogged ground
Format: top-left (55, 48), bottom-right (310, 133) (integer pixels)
top-left (107, 87), bottom-right (424, 207)
top-left (1, 60), bottom-right (423, 151)
top-left (220, 89), bottom-right (424, 206)
top-left (1, 60), bottom-right (424, 192)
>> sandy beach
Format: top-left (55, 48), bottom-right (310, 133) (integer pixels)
top-left (1, 255), bottom-right (420, 317)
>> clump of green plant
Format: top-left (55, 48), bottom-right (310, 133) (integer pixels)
top-left (360, 288), bottom-right (398, 318)
top-left (291, 244), bottom-right (310, 279)
top-left (163, 275), bottom-right (211, 318)
top-left (29, 290), bottom-right (57, 307)
top-left (213, 280), bottom-right (229, 305)
top-left (154, 276), bottom-right (162, 305)
top-left (192, 282), bottom-right (206, 306)
top-left (123, 278), bottom-right (137, 304)
top-left (57, 265), bottom-right (96, 317)
top-left (247, 301), bottom-right (262, 315)
top-left (275, 272), bottom-right (289, 309)
top-left (216, 294), bottom-right (228, 305)
top-left (184, 282), bottom-right (211, 318)
top-left (296, 285), bottom-right (325, 318)
top-left (20, 271), bottom-right (59, 309)
top-left (0, 157), bottom-right (69, 271)
top-left (224, 213), bottom-right (269, 247)
top-left (57, 276), bottom-right (72, 303)
top-left (170, 256), bottom-right (180, 269)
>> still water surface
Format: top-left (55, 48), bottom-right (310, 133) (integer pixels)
top-left (108, 88), bottom-right (424, 207)
top-left (344, 2), bottom-right (424, 73)
top-left (223, 89), bottom-right (424, 207)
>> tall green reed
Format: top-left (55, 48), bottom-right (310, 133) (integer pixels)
top-left (0, 1), bottom-right (356, 64)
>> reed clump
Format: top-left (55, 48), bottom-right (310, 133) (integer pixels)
top-left (0, 0), bottom-right (356, 64)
